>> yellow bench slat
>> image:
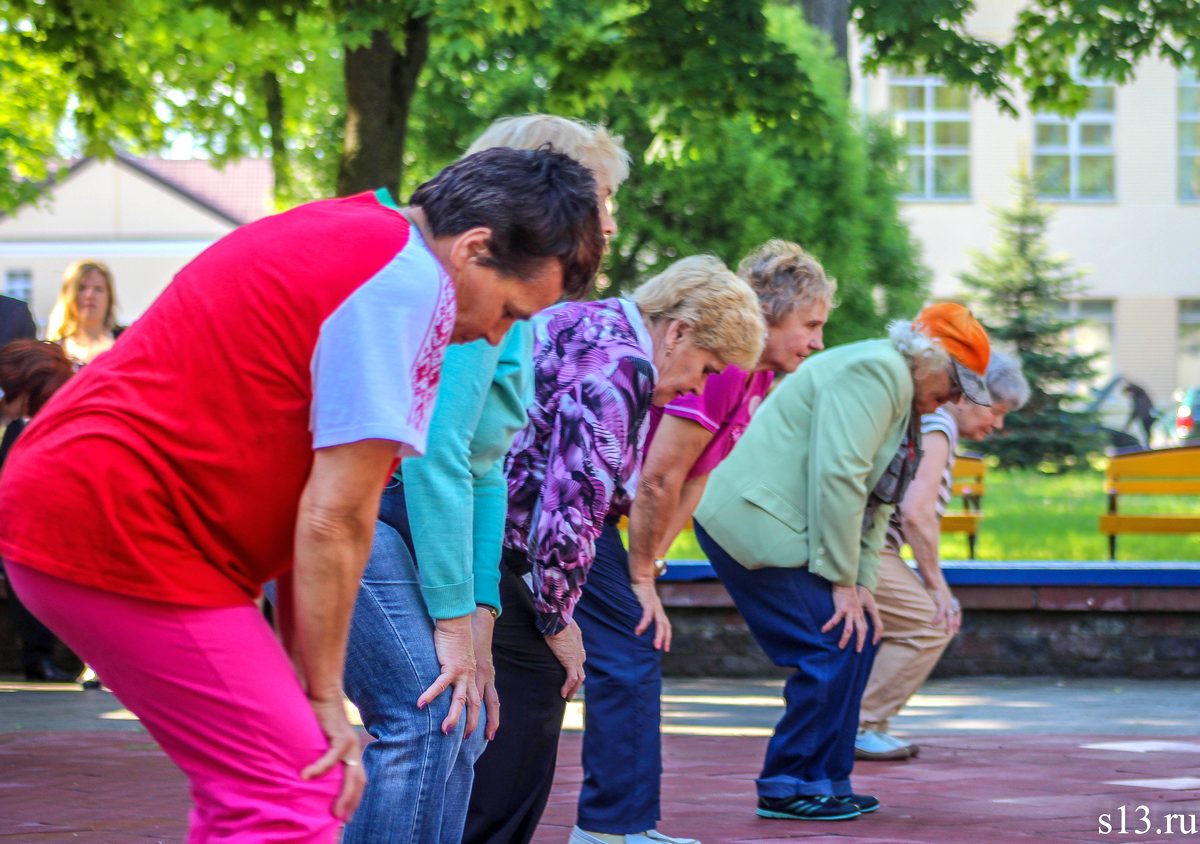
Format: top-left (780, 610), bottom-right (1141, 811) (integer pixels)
top-left (941, 513), bottom-right (982, 534)
top-left (1106, 480), bottom-right (1200, 496)
top-left (1100, 514), bottom-right (1200, 534)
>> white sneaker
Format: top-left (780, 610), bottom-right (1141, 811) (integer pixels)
top-left (642, 831), bottom-right (700, 844)
top-left (854, 728), bottom-right (915, 761)
top-left (569, 826), bottom-right (700, 844)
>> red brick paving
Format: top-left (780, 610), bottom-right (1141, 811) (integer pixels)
top-left (3, 730), bottom-right (1199, 842)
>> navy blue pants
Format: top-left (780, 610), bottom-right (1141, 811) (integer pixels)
top-left (573, 522), bottom-right (663, 833)
top-left (695, 521), bottom-right (877, 800)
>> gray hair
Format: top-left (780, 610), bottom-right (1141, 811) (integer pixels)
top-left (465, 114), bottom-right (631, 193)
top-left (888, 318), bottom-right (951, 379)
top-left (986, 350), bottom-right (1030, 410)
top-left (737, 240), bottom-right (836, 325)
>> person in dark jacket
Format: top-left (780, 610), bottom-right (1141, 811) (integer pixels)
top-left (1123, 380), bottom-right (1157, 447)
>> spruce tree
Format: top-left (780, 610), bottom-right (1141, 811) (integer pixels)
top-left (959, 172), bottom-right (1104, 469)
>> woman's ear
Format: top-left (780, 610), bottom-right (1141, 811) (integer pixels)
top-left (447, 227), bottom-right (493, 271)
top-left (663, 319), bottom-right (690, 356)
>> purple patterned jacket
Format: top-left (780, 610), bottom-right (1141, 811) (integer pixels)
top-left (503, 298), bottom-right (657, 635)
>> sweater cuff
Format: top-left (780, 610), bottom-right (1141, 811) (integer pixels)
top-left (420, 578), bottom-right (476, 620)
top-left (473, 571), bottom-right (503, 619)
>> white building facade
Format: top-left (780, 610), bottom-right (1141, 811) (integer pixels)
top-left (0, 155), bottom-right (273, 330)
top-left (854, 0), bottom-right (1200, 416)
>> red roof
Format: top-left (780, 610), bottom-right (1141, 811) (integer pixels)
top-left (124, 155), bottom-right (275, 225)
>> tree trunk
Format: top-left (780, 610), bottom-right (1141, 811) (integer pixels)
top-left (262, 71), bottom-right (290, 199)
top-left (800, 0), bottom-right (850, 86)
top-left (337, 16), bottom-right (430, 197)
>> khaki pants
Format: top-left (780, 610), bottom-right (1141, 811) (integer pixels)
top-left (859, 549), bottom-right (954, 731)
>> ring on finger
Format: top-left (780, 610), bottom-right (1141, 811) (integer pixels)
top-left (341, 758), bottom-right (361, 767)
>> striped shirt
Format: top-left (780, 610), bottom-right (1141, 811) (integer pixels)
top-left (885, 406), bottom-right (959, 554)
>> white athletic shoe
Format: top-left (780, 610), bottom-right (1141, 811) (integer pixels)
top-left (854, 728), bottom-right (916, 760)
top-left (569, 826), bottom-right (701, 844)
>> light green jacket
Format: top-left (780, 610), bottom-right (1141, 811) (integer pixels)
top-left (694, 339), bottom-right (913, 591)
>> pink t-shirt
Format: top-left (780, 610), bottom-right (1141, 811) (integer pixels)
top-left (647, 365), bottom-right (775, 479)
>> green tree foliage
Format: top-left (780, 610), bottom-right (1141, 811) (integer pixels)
top-left (1, 0), bottom-right (928, 338)
top-left (397, 3), bottom-right (928, 340)
top-left (0, 34), bottom-right (71, 210)
top-left (959, 172), bottom-right (1104, 469)
top-left (7, 0), bottom-right (1200, 207)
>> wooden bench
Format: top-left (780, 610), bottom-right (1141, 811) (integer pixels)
top-left (940, 453), bottom-right (986, 559)
top-left (1100, 444), bottom-right (1200, 560)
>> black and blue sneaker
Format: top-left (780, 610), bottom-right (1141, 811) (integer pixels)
top-left (756, 794), bottom-right (862, 821)
top-left (844, 793), bottom-right (881, 814)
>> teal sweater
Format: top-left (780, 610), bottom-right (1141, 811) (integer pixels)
top-left (398, 322), bottom-right (532, 618)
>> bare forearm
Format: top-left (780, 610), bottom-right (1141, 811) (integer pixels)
top-left (292, 511), bottom-right (376, 701)
top-left (628, 476), bottom-right (681, 583)
top-left (901, 512), bottom-right (945, 590)
top-left (656, 475), bottom-right (707, 557)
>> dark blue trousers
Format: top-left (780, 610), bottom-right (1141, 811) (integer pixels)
top-left (695, 521), bottom-right (877, 800)
top-left (573, 522), bottom-right (663, 833)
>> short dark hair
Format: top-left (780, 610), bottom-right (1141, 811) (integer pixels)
top-left (410, 146), bottom-right (604, 300)
top-left (0, 340), bottom-right (75, 416)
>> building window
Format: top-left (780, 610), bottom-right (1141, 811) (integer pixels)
top-left (3, 269), bottom-right (33, 305)
top-left (1033, 79), bottom-right (1116, 201)
top-left (1180, 70), bottom-right (1200, 201)
top-left (888, 75), bottom-right (971, 200)
top-left (1179, 300), bottom-right (1200, 390)
top-left (1059, 299), bottom-right (1115, 390)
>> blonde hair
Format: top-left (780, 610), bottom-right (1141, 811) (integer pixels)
top-left (887, 318), bottom-right (951, 379)
top-left (738, 240), bottom-right (837, 325)
top-left (466, 114), bottom-right (631, 193)
top-left (630, 255), bottom-right (766, 371)
top-left (46, 259), bottom-right (119, 342)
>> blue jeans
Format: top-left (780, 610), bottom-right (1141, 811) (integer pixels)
top-left (574, 522), bottom-right (663, 833)
top-left (695, 521), bottom-right (876, 800)
top-left (340, 482), bottom-right (487, 844)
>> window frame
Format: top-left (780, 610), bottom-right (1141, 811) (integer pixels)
top-left (1179, 69), bottom-right (1200, 203)
top-left (1057, 298), bottom-right (1117, 393)
top-left (1032, 77), bottom-right (1117, 202)
top-left (3, 268), bottom-right (33, 306)
top-left (888, 74), bottom-right (972, 202)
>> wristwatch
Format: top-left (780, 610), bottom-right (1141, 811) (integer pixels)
top-left (476, 602), bottom-right (499, 618)
top-left (654, 558), bottom-right (668, 578)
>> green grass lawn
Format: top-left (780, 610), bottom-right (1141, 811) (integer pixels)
top-left (662, 468), bottom-right (1200, 562)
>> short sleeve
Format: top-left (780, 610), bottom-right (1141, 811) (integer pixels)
top-left (663, 365), bottom-right (747, 434)
top-left (921, 408), bottom-right (956, 441)
top-left (309, 243), bottom-right (455, 455)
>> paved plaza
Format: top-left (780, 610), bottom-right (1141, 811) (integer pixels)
top-left (0, 676), bottom-right (1198, 842)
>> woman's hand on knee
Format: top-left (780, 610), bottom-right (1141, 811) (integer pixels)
top-left (421, 615), bottom-right (481, 737)
top-left (857, 585), bottom-right (883, 646)
top-left (301, 694), bottom-right (366, 822)
top-left (822, 584), bottom-right (868, 652)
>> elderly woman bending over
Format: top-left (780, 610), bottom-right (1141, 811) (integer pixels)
top-left (463, 256), bottom-right (766, 844)
top-left (856, 350), bottom-right (1030, 760)
top-left (693, 303), bottom-right (991, 823)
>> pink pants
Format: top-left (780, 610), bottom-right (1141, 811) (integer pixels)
top-left (6, 561), bottom-right (343, 843)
